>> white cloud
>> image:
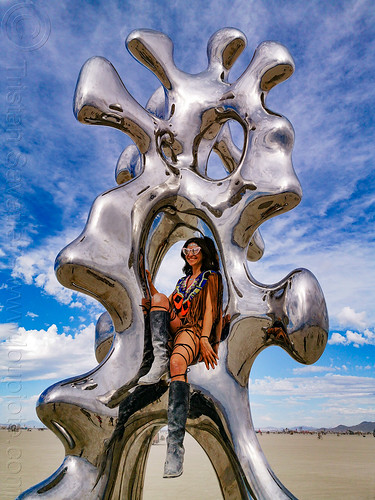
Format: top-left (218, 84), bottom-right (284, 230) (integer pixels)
top-left (0, 322), bottom-right (98, 381)
top-left (69, 301), bottom-right (86, 309)
top-left (293, 363), bottom-right (370, 375)
top-left (11, 232), bottom-right (102, 315)
top-left (11, 233), bottom-right (75, 305)
top-left (250, 373), bottom-right (375, 400)
top-left (338, 307), bottom-right (367, 329)
top-left (0, 394), bottom-right (40, 424)
top-left (292, 365), bottom-right (335, 374)
top-left (0, 322), bottom-right (18, 340)
top-left (0, 214), bottom-right (33, 266)
top-left (328, 329), bottom-right (375, 347)
top-left (328, 332), bottom-right (347, 345)
top-left (319, 396), bottom-right (375, 421)
top-left (250, 221), bottom-right (375, 330)
top-left (356, 364), bottom-right (373, 371)
top-left (250, 373), bottom-right (375, 428)
top-left (26, 311), bottom-right (38, 319)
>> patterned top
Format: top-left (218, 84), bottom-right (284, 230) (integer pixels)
top-left (171, 270), bottom-right (216, 318)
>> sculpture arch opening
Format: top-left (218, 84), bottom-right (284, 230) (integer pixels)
top-left (145, 213), bottom-right (229, 315)
top-left (143, 432), bottom-right (222, 497)
top-left (205, 119), bottom-right (245, 180)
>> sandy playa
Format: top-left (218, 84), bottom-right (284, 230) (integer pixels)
top-left (1, 430), bottom-right (374, 499)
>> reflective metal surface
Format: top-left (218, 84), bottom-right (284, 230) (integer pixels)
top-left (18, 28), bottom-right (328, 500)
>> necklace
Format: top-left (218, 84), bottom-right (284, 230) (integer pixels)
top-left (186, 272), bottom-right (200, 290)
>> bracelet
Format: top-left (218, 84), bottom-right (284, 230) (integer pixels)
top-left (200, 335), bottom-right (209, 339)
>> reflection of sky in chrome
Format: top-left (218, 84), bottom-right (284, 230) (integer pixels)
top-left (1, 0), bottom-right (374, 429)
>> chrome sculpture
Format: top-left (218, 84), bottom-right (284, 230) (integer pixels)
top-left (18, 28), bottom-right (328, 499)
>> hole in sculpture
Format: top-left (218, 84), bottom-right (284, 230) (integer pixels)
top-left (206, 149), bottom-right (230, 180)
top-left (148, 216), bottom-right (228, 312)
top-left (205, 119), bottom-right (245, 180)
top-left (142, 214), bottom-right (229, 388)
top-left (228, 120), bottom-right (244, 150)
top-left (143, 432), bottom-right (222, 495)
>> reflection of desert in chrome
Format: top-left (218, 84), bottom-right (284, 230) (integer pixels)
top-left (2, 429), bottom-right (374, 500)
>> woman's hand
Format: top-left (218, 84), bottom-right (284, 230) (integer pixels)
top-left (212, 341), bottom-right (219, 355)
top-left (199, 337), bottom-right (219, 370)
top-left (141, 297), bottom-right (151, 314)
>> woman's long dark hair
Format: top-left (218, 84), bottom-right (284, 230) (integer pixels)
top-left (181, 236), bottom-right (220, 275)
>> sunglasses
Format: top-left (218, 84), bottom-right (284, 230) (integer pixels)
top-left (182, 246), bottom-right (201, 256)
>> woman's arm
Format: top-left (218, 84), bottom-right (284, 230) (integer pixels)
top-left (199, 288), bottom-right (219, 370)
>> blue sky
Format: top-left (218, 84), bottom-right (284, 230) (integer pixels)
top-left (0, 0), bottom-right (374, 429)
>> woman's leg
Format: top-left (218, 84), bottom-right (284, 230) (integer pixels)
top-left (150, 292), bottom-right (170, 312)
top-left (138, 293), bottom-right (170, 385)
top-left (163, 329), bottom-right (199, 478)
top-left (164, 378), bottom-right (190, 478)
top-left (169, 329), bottom-right (200, 381)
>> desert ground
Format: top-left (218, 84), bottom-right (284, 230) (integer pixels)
top-left (1, 429), bottom-right (374, 499)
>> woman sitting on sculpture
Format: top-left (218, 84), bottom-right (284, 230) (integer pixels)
top-left (139, 236), bottom-right (223, 478)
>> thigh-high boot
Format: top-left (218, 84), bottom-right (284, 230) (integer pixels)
top-left (163, 380), bottom-right (190, 478)
top-left (138, 310), bottom-right (169, 385)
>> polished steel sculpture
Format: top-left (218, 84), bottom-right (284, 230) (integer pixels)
top-left (18, 28), bottom-right (328, 499)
